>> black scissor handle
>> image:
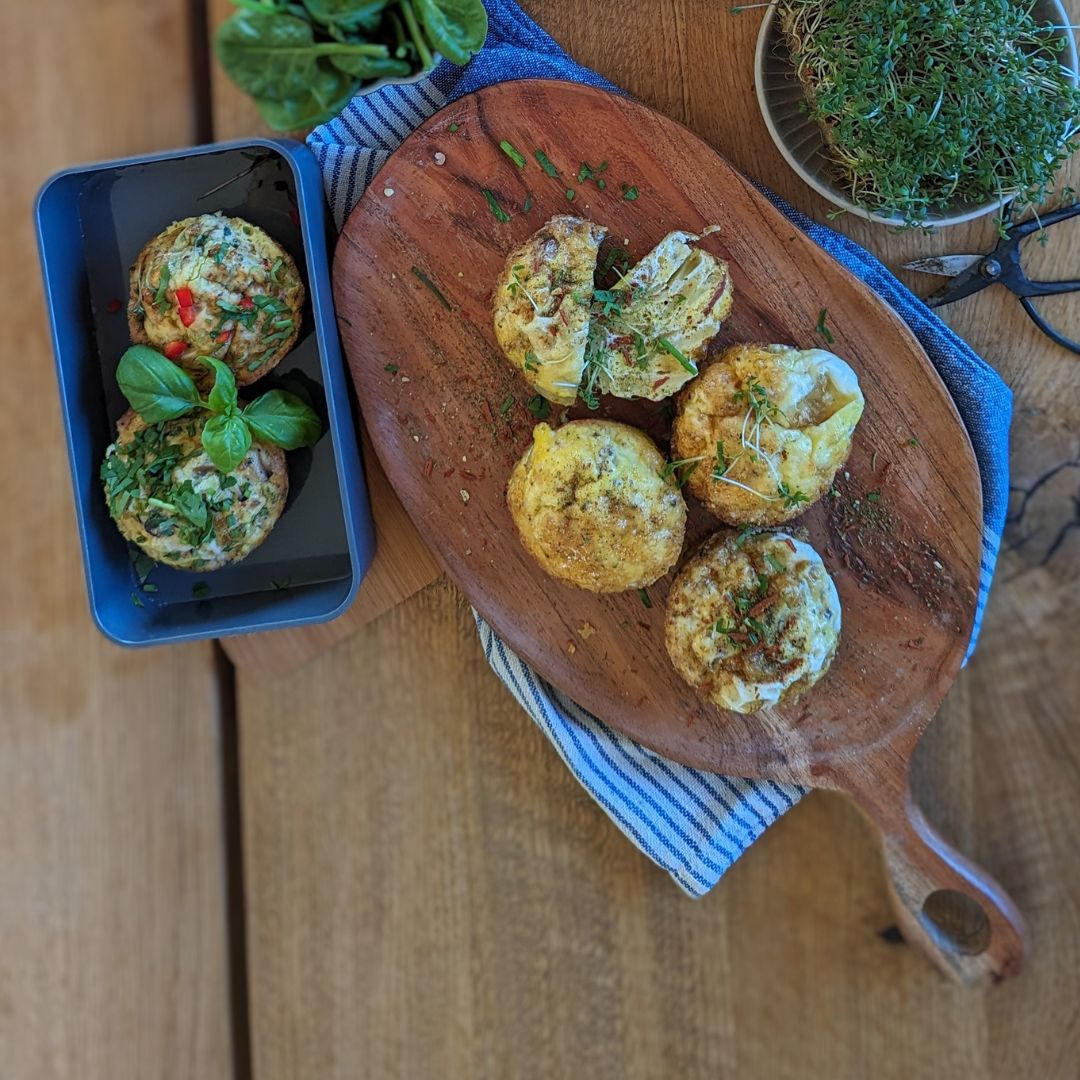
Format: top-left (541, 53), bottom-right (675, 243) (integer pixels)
top-left (1018, 277), bottom-right (1080, 297)
top-left (1019, 296), bottom-right (1080, 355)
top-left (1009, 200), bottom-right (1080, 239)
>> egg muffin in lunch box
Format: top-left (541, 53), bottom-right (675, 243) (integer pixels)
top-left (101, 409), bottom-right (288, 572)
top-left (129, 212), bottom-right (304, 386)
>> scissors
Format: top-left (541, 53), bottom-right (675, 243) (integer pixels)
top-left (904, 202), bottom-right (1080, 354)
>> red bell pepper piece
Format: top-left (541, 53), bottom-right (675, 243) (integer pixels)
top-left (174, 286), bottom-right (194, 308)
top-left (240, 296), bottom-right (255, 311)
top-left (163, 341), bottom-right (186, 361)
top-left (216, 329), bottom-right (232, 344)
top-left (178, 306), bottom-right (197, 327)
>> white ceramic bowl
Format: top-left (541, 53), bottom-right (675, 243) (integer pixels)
top-left (754, 0), bottom-right (1079, 227)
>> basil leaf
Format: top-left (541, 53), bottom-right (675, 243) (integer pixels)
top-left (243, 390), bottom-right (322, 450)
top-left (116, 345), bottom-right (200, 423)
top-left (201, 357), bottom-right (239, 415)
top-left (202, 412), bottom-right (253, 474)
top-left (413, 0), bottom-right (487, 66)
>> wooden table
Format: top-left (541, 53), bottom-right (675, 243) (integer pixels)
top-left (4, 2), bottom-right (1080, 1077)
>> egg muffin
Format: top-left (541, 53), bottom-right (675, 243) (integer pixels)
top-left (588, 229), bottom-right (733, 402)
top-left (665, 530), bottom-right (840, 713)
top-left (493, 216), bottom-right (607, 405)
top-left (507, 420), bottom-right (686, 592)
top-left (672, 343), bottom-right (864, 526)
top-left (100, 409), bottom-right (288, 572)
top-left (129, 212), bottom-right (304, 387)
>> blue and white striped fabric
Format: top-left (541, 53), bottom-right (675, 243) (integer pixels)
top-left (308, 0), bottom-right (1012, 897)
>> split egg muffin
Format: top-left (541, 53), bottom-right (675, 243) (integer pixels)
top-left (665, 530), bottom-right (841, 714)
top-left (507, 420), bottom-right (686, 592)
top-left (672, 343), bottom-right (864, 526)
top-left (589, 228), bottom-right (733, 402)
top-left (129, 212), bottom-right (304, 387)
top-left (493, 215), bottom-right (607, 405)
top-left (100, 409), bottom-right (288, 572)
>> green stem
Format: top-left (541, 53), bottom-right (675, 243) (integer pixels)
top-left (399, 0), bottom-right (434, 70)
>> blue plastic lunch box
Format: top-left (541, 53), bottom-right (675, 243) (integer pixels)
top-left (35, 138), bottom-right (375, 646)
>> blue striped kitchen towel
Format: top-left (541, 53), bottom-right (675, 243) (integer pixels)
top-left (307, 0), bottom-right (1012, 897)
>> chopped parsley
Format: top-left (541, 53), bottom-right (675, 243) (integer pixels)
top-left (621, 183), bottom-right (639, 201)
top-left (534, 148), bottom-right (559, 177)
top-left (527, 394), bottom-right (551, 420)
top-left (777, 482), bottom-right (809, 508)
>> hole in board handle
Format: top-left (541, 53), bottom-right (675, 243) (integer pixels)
top-left (920, 889), bottom-right (992, 955)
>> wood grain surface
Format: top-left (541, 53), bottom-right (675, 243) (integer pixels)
top-left (0, 2), bottom-right (233, 1078)
top-left (231, 0), bottom-right (1080, 1071)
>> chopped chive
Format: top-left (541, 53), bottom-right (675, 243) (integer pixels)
top-left (410, 265), bottom-right (454, 310)
top-left (765, 552), bottom-right (786, 574)
top-left (499, 393), bottom-right (516, 417)
top-left (385, 363), bottom-right (399, 374)
top-left (816, 308), bottom-right (835, 344)
top-left (597, 178), bottom-right (606, 190)
top-left (523, 195), bottom-right (534, 212)
top-left (131, 591), bottom-right (144, 608)
top-left (621, 183), bottom-right (639, 200)
top-left (565, 188), bottom-right (576, 201)
top-left (270, 257), bottom-right (283, 283)
top-left (534, 148), bottom-right (559, 177)
top-left (637, 588), bottom-right (652, 609)
top-left (142, 583), bottom-right (159, 594)
top-left (499, 139), bottom-right (526, 169)
top-left (449, 122), bottom-right (460, 132)
top-left (526, 394), bottom-right (550, 419)
top-left (481, 188), bottom-right (511, 222)
top-left (192, 582), bottom-right (210, 599)
top-left (657, 337), bottom-right (696, 373)
top-left (153, 264), bottom-right (171, 312)
top-left (867, 491), bottom-right (881, 502)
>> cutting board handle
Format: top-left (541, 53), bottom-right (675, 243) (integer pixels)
top-left (844, 769), bottom-right (1027, 986)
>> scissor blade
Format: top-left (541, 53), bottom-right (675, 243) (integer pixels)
top-left (903, 254), bottom-right (983, 277)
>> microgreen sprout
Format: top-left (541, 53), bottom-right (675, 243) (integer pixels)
top-left (777, 0), bottom-right (1080, 224)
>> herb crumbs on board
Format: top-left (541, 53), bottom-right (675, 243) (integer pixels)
top-left (482, 189), bottom-right (511, 222)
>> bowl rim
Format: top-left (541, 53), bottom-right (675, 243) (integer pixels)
top-left (754, 0), bottom-right (1080, 227)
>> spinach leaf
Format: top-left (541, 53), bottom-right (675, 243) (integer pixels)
top-left (202, 357), bottom-right (239, 415)
top-left (329, 52), bottom-right (411, 78)
top-left (243, 390), bottom-right (323, 449)
top-left (303, 0), bottom-right (390, 34)
top-left (116, 345), bottom-right (200, 423)
top-left (202, 413), bottom-right (253, 474)
top-left (254, 66), bottom-right (360, 131)
top-left (412, 0), bottom-right (487, 65)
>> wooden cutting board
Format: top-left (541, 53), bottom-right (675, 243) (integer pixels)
top-left (333, 79), bottom-right (1024, 984)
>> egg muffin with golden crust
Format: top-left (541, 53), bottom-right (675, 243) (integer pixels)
top-left (100, 409), bottom-right (288, 572)
top-left (493, 216), bottom-right (607, 406)
top-left (672, 343), bottom-right (864, 526)
top-left (589, 228), bottom-right (733, 403)
top-left (507, 420), bottom-right (686, 592)
top-left (129, 212), bottom-right (304, 387)
top-left (665, 530), bottom-right (840, 713)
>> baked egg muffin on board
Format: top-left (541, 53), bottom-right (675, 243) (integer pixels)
top-left (493, 215), bottom-right (607, 405)
top-left (100, 409), bottom-right (288, 572)
top-left (129, 212), bottom-right (304, 387)
top-left (665, 530), bottom-right (841, 714)
top-left (672, 343), bottom-right (864, 526)
top-left (507, 420), bottom-right (686, 592)
top-left (588, 228), bottom-right (733, 403)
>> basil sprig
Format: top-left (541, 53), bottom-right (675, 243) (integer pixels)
top-left (116, 345), bottom-right (322, 474)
